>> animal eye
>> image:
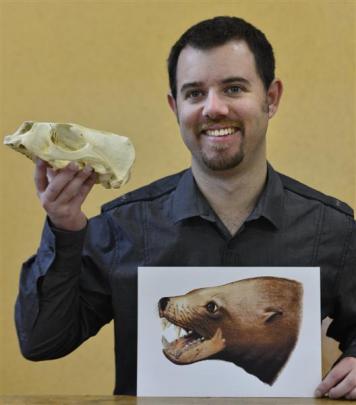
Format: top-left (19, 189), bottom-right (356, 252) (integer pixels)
top-left (206, 301), bottom-right (218, 313)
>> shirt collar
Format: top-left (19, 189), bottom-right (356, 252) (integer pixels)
top-left (247, 163), bottom-right (285, 229)
top-left (171, 164), bottom-right (285, 229)
top-left (171, 169), bottom-right (215, 223)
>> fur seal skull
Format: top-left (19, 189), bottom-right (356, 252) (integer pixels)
top-left (158, 276), bottom-right (303, 385)
top-left (4, 121), bottom-right (135, 189)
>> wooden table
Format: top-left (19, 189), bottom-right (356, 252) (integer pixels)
top-left (0, 396), bottom-right (349, 404)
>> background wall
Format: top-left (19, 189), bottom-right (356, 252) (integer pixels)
top-left (1, 0), bottom-right (355, 395)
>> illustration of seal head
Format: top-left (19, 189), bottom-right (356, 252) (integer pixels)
top-left (158, 276), bottom-right (303, 385)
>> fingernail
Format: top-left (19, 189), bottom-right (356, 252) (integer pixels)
top-left (68, 161), bottom-right (79, 170)
top-left (83, 165), bottom-right (93, 174)
top-left (314, 389), bottom-right (322, 398)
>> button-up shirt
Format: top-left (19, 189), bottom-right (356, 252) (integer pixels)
top-left (15, 164), bottom-right (356, 395)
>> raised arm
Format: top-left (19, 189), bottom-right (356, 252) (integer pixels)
top-left (16, 159), bottom-right (114, 360)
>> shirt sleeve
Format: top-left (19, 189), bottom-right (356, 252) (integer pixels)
top-left (327, 218), bottom-right (356, 358)
top-left (15, 213), bottom-right (115, 360)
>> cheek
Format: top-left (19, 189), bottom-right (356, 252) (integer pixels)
top-left (234, 99), bottom-right (264, 118)
top-left (178, 105), bottom-right (202, 129)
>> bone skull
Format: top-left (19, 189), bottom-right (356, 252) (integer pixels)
top-left (4, 121), bottom-right (135, 188)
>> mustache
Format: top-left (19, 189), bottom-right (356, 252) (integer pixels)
top-left (199, 121), bottom-right (244, 132)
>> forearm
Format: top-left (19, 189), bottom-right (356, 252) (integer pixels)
top-left (15, 219), bottom-right (112, 360)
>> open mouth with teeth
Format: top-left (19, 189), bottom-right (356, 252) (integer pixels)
top-left (203, 127), bottom-right (241, 137)
top-left (160, 317), bottom-right (226, 365)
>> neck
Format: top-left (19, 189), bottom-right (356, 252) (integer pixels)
top-left (192, 158), bottom-right (268, 235)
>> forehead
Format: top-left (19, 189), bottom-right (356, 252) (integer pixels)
top-left (176, 40), bottom-right (260, 90)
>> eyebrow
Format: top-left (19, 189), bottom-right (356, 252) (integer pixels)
top-left (180, 76), bottom-right (251, 94)
top-left (180, 81), bottom-right (204, 93)
top-left (221, 76), bottom-right (250, 86)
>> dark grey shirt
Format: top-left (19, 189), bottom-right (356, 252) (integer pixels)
top-left (15, 164), bottom-right (356, 395)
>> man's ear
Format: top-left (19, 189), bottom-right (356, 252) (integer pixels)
top-left (167, 93), bottom-right (179, 123)
top-left (267, 79), bottom-right (283, 118)
top-left (167, 93), bottom-right (177, 114)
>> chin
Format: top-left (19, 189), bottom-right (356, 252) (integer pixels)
top-left (202, 154), bottom-right (245, 171)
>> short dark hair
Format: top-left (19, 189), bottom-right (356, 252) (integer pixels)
top-left (168, 16), bottom-right (275, 100)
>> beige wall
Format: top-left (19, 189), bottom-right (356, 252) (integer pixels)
top-left (1, 0), bottom-right (354, 395)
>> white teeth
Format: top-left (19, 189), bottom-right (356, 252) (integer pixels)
top-left (161, 318), bottom-right (170, 330)
top-left (205, 127), bottom-right (236, 136)
top-left (175, 325), bottom-right (182, 338)
top-left (162, 336), bottom-right (169, 349)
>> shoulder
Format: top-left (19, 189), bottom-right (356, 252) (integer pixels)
top-left (278, 171), bottom-right (354, 218)
top-left (101, 169), bottom-right (188, 213)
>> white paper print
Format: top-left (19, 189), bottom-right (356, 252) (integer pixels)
top-left (137, 267), bottom-right (321, 397)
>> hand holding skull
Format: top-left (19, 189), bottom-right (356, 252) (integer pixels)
top-left (4, 121), bottom-right (135, 231)
top-left (35, 159), bottom-right (96, 231)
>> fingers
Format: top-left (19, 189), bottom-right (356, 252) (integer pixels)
top-left (329, 373), bottom-right (356, 399)
top-left (34, 159), bottom-right (49, 193)
top-left (315, 357), bottom-right (356, 399)
top-left (42, 162), bottom-right (82, 203)
top-left (36, 162), bottom-right (97, 231)
top-left (35, 160), bottom-right (96, 211)
top-left (69, 171), bottom-right (97, 210)
top-left (52, 165), bottom-right (95, 206)
top-left (346, 387), bottom-right (356, 400)
top-left (316, 366), bottom-right (347, 396)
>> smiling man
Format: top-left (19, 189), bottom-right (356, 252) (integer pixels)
top-left (167, 35), bottom-right (282, 235)
top-left (15, 16), bottom-right (356, 399)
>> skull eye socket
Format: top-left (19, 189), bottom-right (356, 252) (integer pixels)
top-left (19, 122), bottom-right (34, 134)
top-left (50, 125), bottom-right (87, 151)
top-left (206, 301), bottom-right (218, 313)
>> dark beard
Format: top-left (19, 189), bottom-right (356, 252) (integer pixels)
top-left (201, 144), bottom-right (245, 171)
top-left (201, 136), bottom-right (245, 171)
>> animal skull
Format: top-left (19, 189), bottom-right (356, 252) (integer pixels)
top-left (4, 121), bottom-right (135, 188)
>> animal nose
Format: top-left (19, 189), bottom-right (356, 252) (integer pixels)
top-left (159, 297), bottom-right (170, 311)
top-left (202, 90), bottom-right (229, 119)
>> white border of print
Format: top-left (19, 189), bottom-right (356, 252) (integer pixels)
top-left (137, 266), bottom-right (321, 397)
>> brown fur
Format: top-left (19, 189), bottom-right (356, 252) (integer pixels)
top-left (159, 276), bottom-right (303, 385)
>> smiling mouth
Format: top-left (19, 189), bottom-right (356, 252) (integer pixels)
top-left (160, 317), bottom-right (226, 364)
top-left (202, 127), bottom-right (241, 137)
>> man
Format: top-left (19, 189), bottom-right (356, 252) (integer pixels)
top-left (16, 16), bottom-right (356, 398)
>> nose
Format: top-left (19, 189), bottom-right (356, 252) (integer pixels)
top-left (202, 90), bottom-right (229, 119)
top-left (159, 297), bottom-right (170, 311)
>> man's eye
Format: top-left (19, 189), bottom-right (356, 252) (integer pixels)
top-left (225, 86), bottom-right (242, 95)
top-left (185, 90), bottom-right (204, 100)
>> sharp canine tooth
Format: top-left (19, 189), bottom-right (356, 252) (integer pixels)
top-left (161, 318), bottom-right (169, 330)
top-left (174, 325), bottom-right (182, 338)
top-left (162, 336), bottom-right (169, 348)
